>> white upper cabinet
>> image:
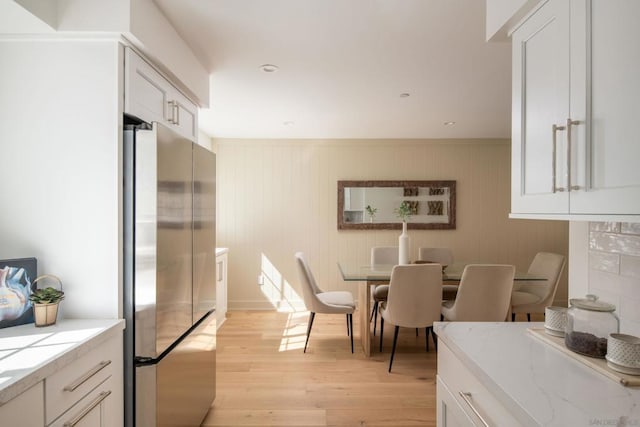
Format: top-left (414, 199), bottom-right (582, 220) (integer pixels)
top-left (125, 48), bottom-right (198, 141)
top-left (512, 0), bottom-right (570, 215)
top-left (511, 0), bottom-right (640, 218)
top-left (569, 0), bottom-right (640, 214)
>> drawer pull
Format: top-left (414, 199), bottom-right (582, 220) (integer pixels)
top-left (63, 360), bottom-right (111, 392)
top-left (63, 390), bottom-right (111, 427)
top-left (458, 391), bottom-right (490, 427)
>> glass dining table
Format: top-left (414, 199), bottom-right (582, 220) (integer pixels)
top-left (337, 261), bottom-right (546, 356)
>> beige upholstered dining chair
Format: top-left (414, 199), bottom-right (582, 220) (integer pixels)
top-left (511, 252), bottom-right (566, 321)
top-left (369, 247), bottom-right (399, 336)
top-left (417, 247), bottom-right (456, 300)
top-left (418, 247), bottom-right (454, 265)
top-left (379, 264), bottom-right (443, 372)
top-left (441, 264), bottom-right (515, 322)
top-left (295, 252), bottom-right (356, 353)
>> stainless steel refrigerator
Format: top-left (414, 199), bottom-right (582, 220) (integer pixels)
top-left (123, 116), bottom-right (216, 427)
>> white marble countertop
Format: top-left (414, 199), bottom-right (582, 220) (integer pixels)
top-left (434, 321), bottom-right (640, 426)
top-left (0, 318), bottom-right (125, 405)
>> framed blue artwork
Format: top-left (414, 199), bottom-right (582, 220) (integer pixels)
top-left (0, 257), bottom-right (37, 328)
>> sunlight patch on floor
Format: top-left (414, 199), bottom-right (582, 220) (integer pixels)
top-left (278, 312), bottom-right (309, 352)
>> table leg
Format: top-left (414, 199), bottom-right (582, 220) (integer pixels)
top-left (359, 281), bottom-right (372, 356)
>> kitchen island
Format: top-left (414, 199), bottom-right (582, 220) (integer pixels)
top-left (434, 321), bottom-right (640, 426)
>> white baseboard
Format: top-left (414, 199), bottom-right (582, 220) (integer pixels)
top-left (228, 299), bottom-right (306, 312)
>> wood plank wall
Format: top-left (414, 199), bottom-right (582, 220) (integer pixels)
top-left (213, 139), bottom-right (569, 310)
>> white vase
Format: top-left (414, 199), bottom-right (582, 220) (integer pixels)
top-left (398, 221), bottom-right (410, 265)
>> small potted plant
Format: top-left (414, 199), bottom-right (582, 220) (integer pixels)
top-left (30, 275), bottom-right (64, 327)
top-left (365, 205), bottom-right (378, 223)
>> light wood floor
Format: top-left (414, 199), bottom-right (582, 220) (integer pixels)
top-left (202, 311), bottom-right (542, 427)
top-left (201, 310), bottom-right (439, 427)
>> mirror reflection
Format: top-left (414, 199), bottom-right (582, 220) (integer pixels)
top-left (337, 180), bottom-right (456, 230)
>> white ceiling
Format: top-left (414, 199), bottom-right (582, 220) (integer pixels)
top-left (154, 0), bottom-right (512, 140)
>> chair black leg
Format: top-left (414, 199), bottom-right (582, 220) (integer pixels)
top-left (348, 313), bottom-right (354, 353)
top-left (388, 325), bottom-right (400, 373)
top-left (416, 328), bottom-right (419, 337)
top-left (370, 300), bottom-right (377, 322)
top-left (511, 312), bottom-right (516, 322)
top-left (440, 314), bottom-right (444, 321)
top-left (372, 301), bottom-right (379, 336)
top-left (379, 317), bottom-right (384, 352)
top-left (425, 327), bottom-right (429, 351)
top-left (431, 328), bottom-right (438, 351)
top-left (527, 313), bottom-right (531, 322)
top-left (304, 312), bottom-right (316, 353)
top-left (346, 314), bottom-right (350, 336)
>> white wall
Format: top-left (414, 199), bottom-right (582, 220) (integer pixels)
top-left (571, 221), bottom-right (640, 336)
top-left (3, 0), bottom-right (209, 107)
top-left (0, 39), bottom-right (123, 319)
top-left (215, 138), bottom-right (569, 311)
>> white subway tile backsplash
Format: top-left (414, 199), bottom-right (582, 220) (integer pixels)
top-left (589, 251), bottom-right (619, 274)
top-left (589, 231), bottom-right (640, 256)
top-left (590, 269), bottom-right (640, 299)
top-left (619, 319), bottom-right (640, 339)
top-left (588, 222), bottom-right (640, 336)
top-left (619, 297), bottom-right (640, 323)
top-left (622, 222), bottom-right (640, 235)
top-left (590, 222), bottom-right (620, 232)
top-left (620, 255), bottom-right (640, 279)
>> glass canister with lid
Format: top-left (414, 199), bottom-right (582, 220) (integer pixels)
top-left (565, 294), bottom-right (619, 358)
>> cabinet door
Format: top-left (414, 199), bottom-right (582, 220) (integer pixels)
top-left (511, 0), bottom-right (570, 214)
top-left (125, 48), bottom-right (199, 142)
top-left (569, 0), bottom-right (640, 214)
top-left (216, 252), bottom-right (227, 329)
top-left (171, 89), bottom-right (198, 141)
top-left (125, 48), bottom-right (169, 125)
top-left (437, 377), bottom-right (477, 427)
top-left (49, 377), bottom-right (116, 427)
top-left (0, 382), bottom-right (44, 427)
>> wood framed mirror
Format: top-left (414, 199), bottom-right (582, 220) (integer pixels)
top-left (337, 180), bottom-right (456, 230)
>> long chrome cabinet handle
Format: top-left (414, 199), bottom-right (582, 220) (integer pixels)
top-left (566, 118), bottom-right (581, 191)
top-left (458, 391), bottom-right (490, 427)
top-left (63, 360), bottom-right (111, 392)
top-left (167, 100), bottom-right (176, 124)
top-left (174, 102), bottom-right (180, 126)
top-left (552, 124), bottom-right (566, 193)
top-left (63, 390), bottom-right (111, 427)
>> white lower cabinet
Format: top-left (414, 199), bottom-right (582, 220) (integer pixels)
top-left (216, 249), bottom-right (228, 330)
top-left (437, 342), bottom-right (520, 427)
top-left (49, 377), bottom-right (116, 427)
top-left (0, 382), bottom-right (45, 427)
top-left (0, 332), bottom-right (122, 427)
top-left (46, 334), bottom-right (122, 427)
top-left (437, 378), bottom-right (476, 427)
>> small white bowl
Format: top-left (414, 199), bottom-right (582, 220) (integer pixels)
top-left (544, 306), bottom-right (567, 336)
top-left (607, 333), bottom-right (640, 368)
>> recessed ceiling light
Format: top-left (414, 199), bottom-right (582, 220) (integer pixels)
top-left (283, 121), bottom-right (294, 126)
top-left (444, 121), bottom-right (456, 126)
top-left (259, 64), bottom-right (279, 73)
top-left (399, 93), bottom-right (410, 98)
